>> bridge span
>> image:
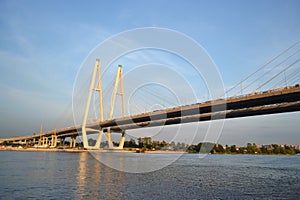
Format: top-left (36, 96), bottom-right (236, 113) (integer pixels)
top-left (1, 84), bottom-right (299, 148)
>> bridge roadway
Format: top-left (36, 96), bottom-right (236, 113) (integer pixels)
top-left (1, 84), bottom-right (300, 144)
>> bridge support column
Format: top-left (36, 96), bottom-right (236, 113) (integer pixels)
top-left (51, 135), bottom-right (57, 147)
top-left (70, 136), bottom-right (76, 148)
top-left (45, 137), bottom-right (49, 146)
top-left (42, 137), bottom-right (45, 146)
top-left (51, 135), bottom-right (54, 146)
top-left (73, 137), bottom-right (76, 148)
top-left (51, 129), bottom-right (57, 147)
top-left (118, 131), bottom-right (126, 149)
top-left (70, 137), bottom-right (73, 148)
top-left (82, 128), bottom-right (89, 149)
top-left (95, 130), bottom-right (103, 148)
top-left (54, 135), bottom-right (57, 147)
top-left (107, 128), bottom-right (113, 149)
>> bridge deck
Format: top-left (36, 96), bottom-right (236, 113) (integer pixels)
top-left (1, 85), bottom-right (300, 143)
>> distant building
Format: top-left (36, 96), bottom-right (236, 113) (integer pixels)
top-left (262, 144), bottom-right (274, 151)
top-left (294, 145), bottom-right (300, 151)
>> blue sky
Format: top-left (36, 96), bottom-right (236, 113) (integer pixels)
top-left (0, 0), bottom-right (300, 145)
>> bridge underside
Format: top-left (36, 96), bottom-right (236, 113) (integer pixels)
top-left (101, 101), bottom-right (300, 132)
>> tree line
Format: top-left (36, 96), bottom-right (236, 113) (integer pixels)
top-left (121, 138), bottom-right (298, 155)
top-left (209, 143), bottom-right (297, 155)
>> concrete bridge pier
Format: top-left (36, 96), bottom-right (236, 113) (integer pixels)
top-left (37, 136), bottom-right (48, 147)
top-left (45, 137), bottom-right (48, 146)
top-left (51, 134), bottom-right (57, 147)
top-left (118, 131), bottom-right (126, 149)
top-left (73, 137), bottom-right (76, 148)
top-left (94, 130), bottom-right (103, 148)
top-left (69, 136), bottom-right (76, 148)
top-left (107, 128), bottom-right (114, 149)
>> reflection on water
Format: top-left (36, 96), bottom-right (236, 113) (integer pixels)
top-left (0, 152), bottom-right (299, 199)
top-left (91, 151), bottom-right (183, 173)
top-left (76, 152), bottom-right (87, 199)
top-left (75, 152), bottom-right (125, 200)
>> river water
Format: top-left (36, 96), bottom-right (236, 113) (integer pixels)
top-left (0, 151), bottom-right (299, 199)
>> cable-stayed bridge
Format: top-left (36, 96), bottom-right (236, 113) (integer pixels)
top-left (1, 41), bottom-right (300, 149)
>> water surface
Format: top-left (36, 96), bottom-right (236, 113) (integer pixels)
top-left (0, 151), bottom-right (299, 199)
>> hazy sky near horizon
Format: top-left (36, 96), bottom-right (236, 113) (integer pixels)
top-left (0, 0), bottom-right (300, 145)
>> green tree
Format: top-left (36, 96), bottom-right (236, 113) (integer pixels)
top-left (230, 145), bottom-right (237, 153)
top-left (124, 138), bottom-right (138, 148)
top-left (213, 144), bottom-right (225, 153)
top-left (246, 143), bottom-right (253, 154)
top-left (225, 144), bottom-right (231, 153)
top-left (285, 146), bottom-right (296, 155)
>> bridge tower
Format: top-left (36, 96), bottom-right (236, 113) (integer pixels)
top-left (81, 60), bottom-right (126, 149)
top-left (81, 59), bottom-right (104, 149)
top-left (108, 65), bottom-right (126, 149)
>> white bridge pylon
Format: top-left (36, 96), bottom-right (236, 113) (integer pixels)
top-left (81, 59), bottom-right (125, 149)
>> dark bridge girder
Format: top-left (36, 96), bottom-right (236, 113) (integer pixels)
top-left (102, 101), bottom-right (300, 132)
top-left (95, 85), bottom-right (300, 131)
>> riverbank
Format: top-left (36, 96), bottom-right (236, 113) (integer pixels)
top-left (1, 146), bottom-right (298, 156)
top-left (0, 147), bottom-right (187, 154)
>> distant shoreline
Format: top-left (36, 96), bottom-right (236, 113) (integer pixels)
top-left (0, 147), bottom-right (296, 156)
top-left (0, 147), bottom-right (187, 154)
